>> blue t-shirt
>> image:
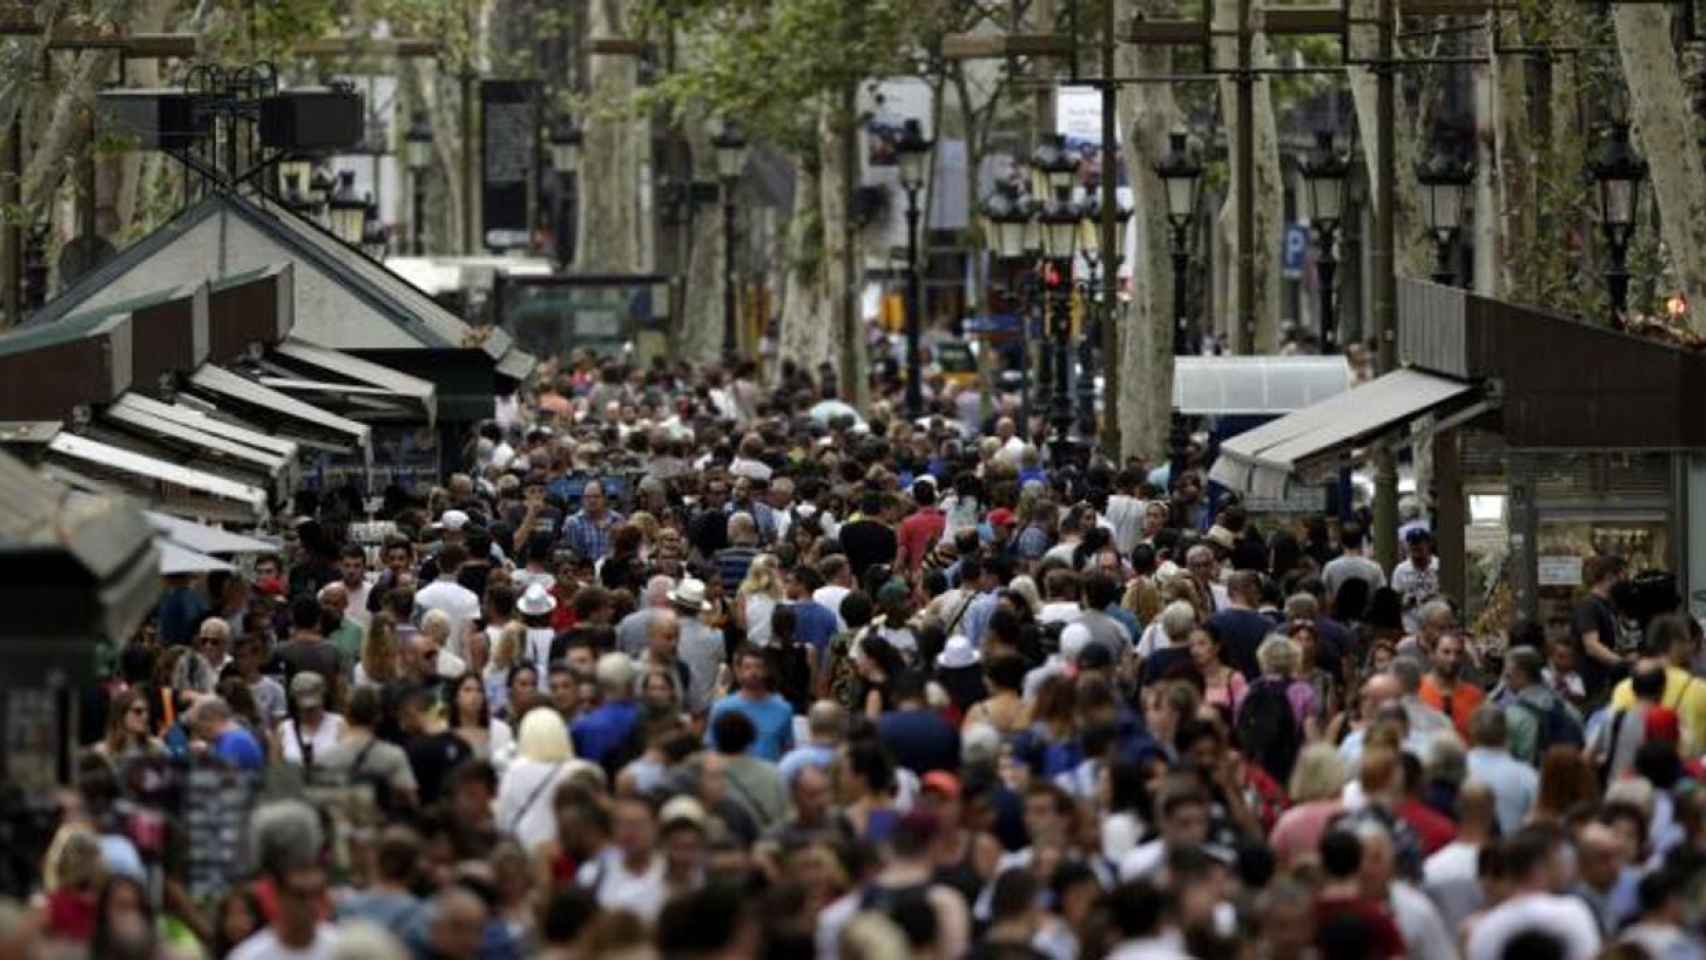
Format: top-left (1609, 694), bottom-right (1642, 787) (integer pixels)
top-left (708, 693), bottom-right (795, 761)
top-left (157, 586), bottom-right (208, 647)
top-left (571, 700), bottom-right (642, 769)
top-left (213, 728), bottom-right (264, 771)
top-left (789, 601), bottom-right (839, 657)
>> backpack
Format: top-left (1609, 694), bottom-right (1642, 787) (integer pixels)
top-left (1235, 676), bottom-right (1304, 786)
top-left (1514, 694), bottom-right (1585, 761)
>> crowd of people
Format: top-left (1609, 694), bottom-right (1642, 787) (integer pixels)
top-left (13, 352), bottom-right (1706, 960)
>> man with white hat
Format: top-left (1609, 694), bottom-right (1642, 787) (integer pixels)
top-left (1024, 622), bottom-right (1097, 700)
top-left (668, 579), bottom-right (725, 714)
top-left (516, 583), bottom-right (558, 673)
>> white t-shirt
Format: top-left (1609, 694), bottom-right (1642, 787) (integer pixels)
top-left (1391, 556), bottom-right (1442, 633)
top-left (414, 578), bottom-right (482, 655)
top-left (278, 714), bottom-right (347, 765)
top-left (226, 925), bottom-right (339, 960)
top-left (1038, 602), bottom-right (1083, 626)
top-left (344, 578), bottom-right (374, 630)
top-left (1466, 892), bottom-right (1602, 960)
top-left (577, 850), bottom-right (667, 922)
top-left (1103, 495), bottom-right (1147, 555)
top-left (814, 585), bottom-right (851, 632)
top-left (745, 594), bottom-right (778, 647)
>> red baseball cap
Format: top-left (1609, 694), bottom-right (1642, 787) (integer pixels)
top-left (921, 771), bottom-right (962, 800)
top-left (254, 575), bottom-right (286, 598)
top-left (987, 508), bottom-right (1016, 528)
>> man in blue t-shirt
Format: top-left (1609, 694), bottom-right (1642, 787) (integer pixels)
top-left (707, 646), bottom-right (795, 761)
top-left (785, 567), bottom-right (839, 665)
top-left (187, 696), bottom-right (264, 771)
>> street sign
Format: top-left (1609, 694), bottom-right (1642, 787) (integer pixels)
top-left (1282, 223), bottom-right (1309, 280)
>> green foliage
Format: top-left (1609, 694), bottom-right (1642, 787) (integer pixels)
top-left (633, 0), bottom-right (925, 151)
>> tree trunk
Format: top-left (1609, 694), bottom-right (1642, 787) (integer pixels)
top-left (576, 0), bottom-right (641, 273)
top-left (1212, 0), bottom-right (1283, 353)
top-left (821, 104), bottom-right (865, 407)
top-left (678, 112), bottom-right (726, 366)
top-left (1488, 14), bottom-right (1535, 301)
top-left (777, 145), bottom-right (832, 378)
top-left (1117, 6), bottom-right (1179, 465)
top-left (1345, 0), bottom-right (1432, 286)
top-left (1472, 62), bottom-right (1498, 295)
top-left (1615, 3), bottom-right (1706, 333)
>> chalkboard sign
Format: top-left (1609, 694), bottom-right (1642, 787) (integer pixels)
top-left (481, 80), bottom-right (539, 251)
top-left (182, 764), bottom-right (260, 899)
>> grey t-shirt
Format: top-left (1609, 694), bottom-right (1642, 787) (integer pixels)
top-left (317, 733), bottom-right (419, 796)
top-left (1322, 554), bottom-right (1387, 603)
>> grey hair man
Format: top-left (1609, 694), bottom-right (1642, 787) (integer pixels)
top-left (616, 574), bottom-right (678, 657)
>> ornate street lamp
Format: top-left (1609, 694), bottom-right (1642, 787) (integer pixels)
top-left (328, 170), bottom-right (367, 246)
top-left (1076, 189), bottom-right (1132, 435)
top-left (893, 118), bottom-right (934, 419)
top-left (1587, 120), bottom-right (1648, 327)
top-left (548, 114), bottom-right (583, 271)
top-left (1031, 133), bottom-right (1082, 458)
top-left (711, 118), bottom-right (750, 357)
top-left (1416, 134), bottom-right (1474, 287)
top-left (405, 111), bottom-right (433, 256)
top-left (1299, 129), bottom-right (1351, 351)
top-left (980, 180), bottom-right (1040, 426)
top-left (1155, 130), bottom-right (1203, 356)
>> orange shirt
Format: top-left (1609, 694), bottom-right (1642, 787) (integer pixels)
top-left (1418, 675), bottom-right (1483, 738)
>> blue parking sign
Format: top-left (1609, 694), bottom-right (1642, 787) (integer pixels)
top-left (1282, 223), bottom-right (1309, 280)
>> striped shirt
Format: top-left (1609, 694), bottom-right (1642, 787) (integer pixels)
top-left (714, 546), bottom-right (759, 593)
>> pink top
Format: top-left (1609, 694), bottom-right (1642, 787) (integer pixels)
top-left (1204, 670), bottom-right (1249, 713)
top-left (1269, 799), bottom-right (1344, 867)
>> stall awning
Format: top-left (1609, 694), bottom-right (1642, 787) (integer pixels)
top-left (100, 395), bottom-right (292, 495)
top-left (158, 539), bottom-right (235, 575)
top-left (262, 338), bottom-right (437, 426)
top-left (1209, 368), bottom-right (1483, 499)
top-left (115, 392), bottom-right (300, 460)
top-left (1174, 356), bottom-right (1354, 416)
top-left (187, 364), bottom-right (371, 454)
top-left (145, 511), bottom-right (279, 555)
top-left (45, 432), bottom-right (269, 522)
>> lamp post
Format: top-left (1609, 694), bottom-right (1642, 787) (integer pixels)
top-left (1588, 120), bottom-right (1648, 327)
top-left (1299, 130), bottom-right (1351, 351)
top-left (20, 222), bottom-right (47, 311)
top-left (308, 166), bottom-right (336, 229)
top-left (712, 118), bottom-right (750, 358)
top-left (360, 194), bottom-right (388, 260)
top-left (894, 118), bottom-right (934, 420)
top-left (405, 111), bottom-right (432, 256)
top-left (1032, 133), bottom-right (1082, 461)
top-left (328, 170), bottom-right (367, 247)
top-left (1155, 130), bottom-right (1203, 356)
top-left (1077, 188), bottom-right (1131, 437)
top-left (979, 180), bottom-right (1039, 427)
top-left (547, 115), bottom-right (583, 272)
top-left (1416, 135), bottom-right (1474, 287)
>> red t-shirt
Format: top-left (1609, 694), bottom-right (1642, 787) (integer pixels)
top-left (1314, 895), bottom-right (1406, 958)
top-left (896, 508), bottom-right (946, 574)
top-left (1397, 797), bottom-right (1459, 856)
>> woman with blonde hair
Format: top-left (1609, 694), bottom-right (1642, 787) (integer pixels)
top-left (494, 707), bottom-right (596, 850)
top-left (486, 621), bottom-right (525, 719)
top-left (1267, 743), bottom-right (1347, 867)
top-left (354, 612), bottom-right (401, 686)
top-left (735, 553), bottom-right (784, 647)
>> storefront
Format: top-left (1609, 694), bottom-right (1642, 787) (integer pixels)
top-left (1212, 278), bottom-right (1705, 638)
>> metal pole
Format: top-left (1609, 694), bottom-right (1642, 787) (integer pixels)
top-left (1051, 275), bottom-right (1073, 457)
top-left (1018, 269), bottom-right (1033, 430)
top-left (1099, 0), bottom-right (1120, 458)
top-left (1372, 0), bottom-right (1400, 572)
top-left (413, 171), bottom-right (427, 256)
top-left (1172, 232), bottom-right (1191, 356)
top-left (1606, 236), bottom-right (1630, 324)
top-left (1076, 267), bottom-right (1098, 436)
top-left (2, 118), bottom-right (19, 330)
top-left (462, 70), bottom-right (477, 254)
top-left (1317, 228), bottom-right (1338, 349)
top-left (722, 186), bottom-right (737, 356)
top-left (904, 185), bottom-right (924, 418)
top-left (1236, 0), bottom-right (1256, 353)
top-left (1431, 232), bottom-right (1455, 286)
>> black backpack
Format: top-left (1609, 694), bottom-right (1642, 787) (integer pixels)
top-left (1235, 677), bottom-right (1303, 785)
top-left (1516, 695), bottom-right (1585, 761)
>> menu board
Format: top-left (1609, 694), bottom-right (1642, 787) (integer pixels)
top-left (181, 764), bottom-right (259, 899)
top-left (481, 79), bottom-right (539, 251)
